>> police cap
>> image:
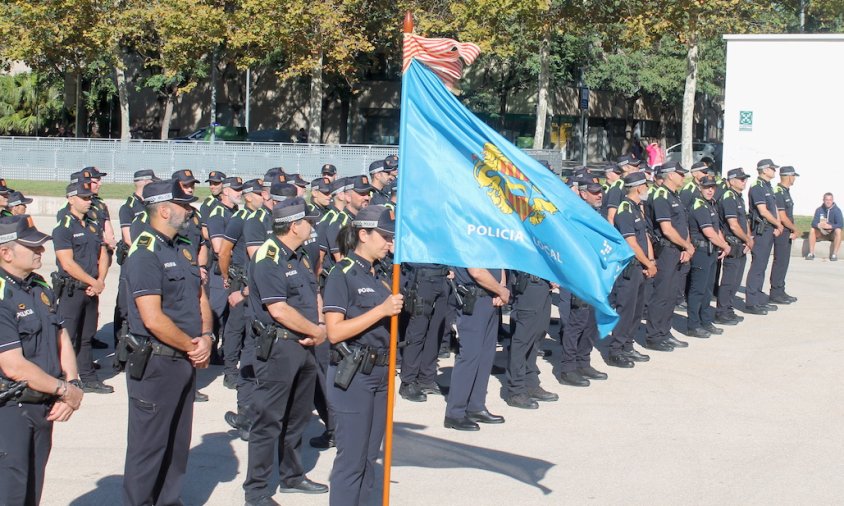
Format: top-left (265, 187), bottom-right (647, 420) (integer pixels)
top-left (143, 179), bottom-right (197, 205)
top-left (726, 168), bottom-right (751, 180)
top-left (171, 169), bottom-right (198, 185)
top-left (384, 155), bottom-right (399, 170)
top-left (272, 197), bottom-right (319, 224)
top-left (133, 169), bottom-right (160, 182)
top-left (0, 215), bottom-right (51, 246)
top-left (623, 172), bottom-right (648, 188)
top-left (7, 191), bottom-right (33, 207)
top-left (352, 205), bottom-right (394, 236)
top-left (205, 170), bottom-right (227, 183)
top-left (780, 166), bottom-right (800, 177)
top-left (66, 181), bottom-right (95, 198)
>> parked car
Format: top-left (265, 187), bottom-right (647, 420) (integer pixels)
top-left (174, 125), bottom-right (248, 142)
top-left (246, 129), bottom-right (288, 143)
top-left (665, 142), bottom-right (722, 173)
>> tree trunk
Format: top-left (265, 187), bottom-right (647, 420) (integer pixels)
top-left (114, 56), bottom-right (131, 140)
top-left (160, 92), bottom-right (175, 140)
top-left (681, 37), bottom-right (699, 169)
top-left (532, 29), bottom-right (551, 149)
top-left (74, 72), bottom-right (83, 138)
top-left (623, 96), bottom-right (637, 154)
top-left (210, 49), bottom-right (218, 127)
top-left (498, 66), bottom-right (510, 131)
top-left (658, 104), bottom-right (670, 149)
top-left (308, 52), bottom-right (324, 143)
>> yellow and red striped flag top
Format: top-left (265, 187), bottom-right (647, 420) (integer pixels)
top-left (402, 33), bottom-right (481, 91)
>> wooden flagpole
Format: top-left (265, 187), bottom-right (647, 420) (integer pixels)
top-left (382, 11), bottom-right (414, 506)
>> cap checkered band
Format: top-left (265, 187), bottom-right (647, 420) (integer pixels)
top-left (352, 220), bottom-right (378, 228)
top-left (274, 211), bottom-right (305, 223)
top-left (0, 232), bottom-right (17, 243)
top-left (134, 175), bottom-right (153, 181)
top-left (145, 193), bottom-right (173, 204)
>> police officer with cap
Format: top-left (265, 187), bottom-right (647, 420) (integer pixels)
top-left (323, 205), bottom-right (402, 504)
top-left (0, 215), bottom-right (84, 505)
top-left (715, 168), bottom-right (752, 325)
top-left (323, 176), bottom-right (371, 269)
top-left (368, 160), bottom-right (395, 206)
top-left (644, 161), bottom-right (694, 351)
top-left (199, 170), bottom-right (227, 225)
top-left (72, 167), bottom-right (117, 255)
top-left (243, 197), bottom-right (327, 504)
top-left (0, 179), bottom-right (13, 217)
top-left (7, 191), bottom-right (33, 216)
top-left (321, 164), bottom-right (338, 182)
top-left (245, 182), bottom-right (297, 259)
top-left (207, 177), bottom-right (243, 336)
top-left (559, 178), bottom-right (609, 386)
top-left (52, 181), bottom-right (113, 393)
top-left (685, 175), bottom-right (730, 339)
top-left (745, 159), bottom-right (784, 315)
top-left (123, 179), bottom-right (213, 506)
top-left (769, 165), bottom-right (800, 304)
top-left (315, 178), bottom-right (352, 278)
top-left (384, 154), bottom-right (399, 173)
top-left (604, 154), bottom-right (642, 224)
top-left (607, 172), bottom-right (655, 368)
top-left (284, 173), bottom-right (309, 195)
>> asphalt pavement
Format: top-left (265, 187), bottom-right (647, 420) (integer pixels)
top-left (28, 214), bottom-right (844, 506)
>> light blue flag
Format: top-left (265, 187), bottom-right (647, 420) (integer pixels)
top-left (395, 60), bottom-right (633, 336)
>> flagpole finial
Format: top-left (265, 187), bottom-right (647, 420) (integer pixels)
top-left (403, 11), bottom-right (414, 34)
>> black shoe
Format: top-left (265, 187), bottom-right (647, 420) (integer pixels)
top-left (784, 293), bottom-right (798, 303)
top-left (686, 327), bottom-right (711, 339)
top-left (643, 340), bottom-right (674, 352)
top-left (81, 380), bottom-right (114, 394)
top-left (438, 350), bottom-right (450, 359)
top-left (417, 381), bottom-right (443, 396)
top-left (743, 305), bottom-right (768, 315)
top-left (768, 295), bottom-right (792, 305)
top-left (558, 371), bottom-right (590, 387)
top-left (606, 353), bottom-right (635, 368)
top-left (714, 315), bottom-right (740, 326)
top-left (527, 385), bottom-right (559, 402)
top-left (666, 335), bottom-right (689, 348)
top-left (466, 409), bottom-right (505, 424)
top-left (729, 312), bottom-right (745, 322)
top-left (577, 365), bottom-right (608, 380)
top-left (91, 338), bottom-right (109, 349)
top-left (245, 497), bottom-right (280, 506)
top-left (279, 477), bottom-right (328, 494)
top-left (505, 393), bottom-right (539, 410)
top-left (702, 323), bottom-right (723, 335)
top-left (225, 411), bottom-right (251, 441)
top-left (309, 430), bottom-right (335, 449)
top-left (624, 349), bottom-right (650, 362)
top-left (223, 375), bottom-right (237, 390)
top-left (444, 416), bottom-right (480, 431)
top-left (537, 348), bottom-right (551, 358)
top-left (195, 390), bottom-right (209, 402)
top-left (762, 303), bottom-right (778, 311)
top-left (399, 382), bottom-right (427, 402)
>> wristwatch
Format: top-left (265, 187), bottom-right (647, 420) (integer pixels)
top-left (201, 331), bottom-right (217, 344)
top-left (68, 379), bottom-right (82, 389)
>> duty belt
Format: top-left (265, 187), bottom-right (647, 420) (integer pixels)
top-left (151, 341), bottom-right (188, 359)
top-left (417, 266), bottom-right (449, 278)
top-left (658, 238), bottom-right (682, 250)
top-left (692, 239), bottom-right (710, 248)
top-left (329, 346), bottom-right (389, 366)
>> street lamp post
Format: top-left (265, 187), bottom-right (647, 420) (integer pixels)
top-left (578, 72), bottom-right (589, 166)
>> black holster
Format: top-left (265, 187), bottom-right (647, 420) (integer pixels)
top-left (252, 320), bottom-right (293, 361)
top-left (332, 342), bottom-right (363, 390)
top-left (126, 333), bottom-right (152, 380)
top-left (456, 285), bottom-right (478, 315)
top-left (115, 321), bottom-right (130, 365)
top-left (50, 272), bottom-right (65, 299)
top-left (116, 241), bottom-right (130, 266)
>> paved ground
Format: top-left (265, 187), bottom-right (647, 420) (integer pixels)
top-left (26, 215), bottom-right (844, 505)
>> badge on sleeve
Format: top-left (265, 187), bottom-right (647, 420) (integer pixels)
top-left (41, 292), bottom-right (51, 306)
top-left (182, 249), bottom-right (193, 262)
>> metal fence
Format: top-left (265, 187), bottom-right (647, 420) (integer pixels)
top-left (0, 137), bottom-right (566, 183)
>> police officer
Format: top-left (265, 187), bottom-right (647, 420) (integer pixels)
top-left (685, 176), bottom-right (730, 339)
top-left (676, 161), bottom-right (710, 308)
top-left (559, 179), bottom-right (608, 386)
top-left (444, 264), bottom-right (507, 430)
top-left (123, 179), bottom-right (213, 506)
top-left (715, 168), bottom-right (752, 325)
top-left (323, 205), bottom-right (402, 505)
top-left (218, 179), bottom-right (262, 391)
top-left (504, 270), bottom-right (557, 408)
top-left (321, 163), bottom-right (338, 183)
top-left (0, 180), bottom-right (12, 217)
top-left (368, 160), bottom-right (396, 206)
top-left (245, 181), bottom-right (296, 259)
top-left (7, 191), bottom-right (33, 216)
top-left (206, 176), bottom-right (243, 337)
top-left (644, 162), bottom-right (694, 351)
top-left (745, 159), bottom-right (784, 315)
top-left (769, 166), bottom-right (800, 305)
top-left (52, 181), bottom-right (113, 393)
top-left (199, 170), bottom-right (227, 225)
top-left (114, 170), bottom-right (159, 357)
top-left (607, 172), bottom-right (655, 368)
top-left (399, 263), bottom-right (450, 402)
top-left (0, 215), bottom-right (84, 506)
top-left (284, 173), bottom-right (309, 196)
top-left (384, 154), bottom-right (399, 175)
top-left (243, 198), bottom-right (327, 504)
top-left (323, 176), bottom-right (371, 268)
top-left (316, 178), bottom-right (352, 278)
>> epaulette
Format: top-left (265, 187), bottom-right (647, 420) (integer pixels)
top-left (693, 197), bottom-right (707, 210)
top-left (774, 185), bottom-right (784, 194)
top-left (319, 209), bottom-right (337, 224)
top-left (128, 231), bottom-right (156, 257)
top-left (721, 189), bottom-right (735, 200)
top-left (654, 187), bottom-right (669, 199)
top-left (61, 215), bottom-right (71, 228)
top-left (682, 180), bottom-right (696, 192)
top-left (0, 278), bottom-right (6, 300)
top-left (618, 200), bottom-right (632, 214)
top-left (234, 208), bottom-right (249, 219)
top-left (210, 205), bottom-right (225, 217)
top-left (339, 257), bottom-right (355, 274)
top-left (254, 239), bottom-right (280, 263)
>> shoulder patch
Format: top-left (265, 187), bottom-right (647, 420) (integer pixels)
top-left (340, 257), bottom-right (355, 274)
top-left (254, 239), bottom-right (280, 263)
top-left (128, 231), bottom-right (156, 257)
top-left (618, 200), bottom-right (631, 214)
top-left (0, 278), bottom-right (5, 300)
top-left (693, 198), bottom-right (706, 210)
top-left (655, 187), bottom-right (668, 199)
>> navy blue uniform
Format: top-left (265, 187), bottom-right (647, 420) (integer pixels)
top-left (0, 270), bottom-right (61, 506)
top-left (243, 237), bottom-right (319, 500)
top-left (601, 179), bottom-right (624, 219)
top-left (206, 202), bottom-right (236, 325)
top-left (324, 253), bottom-right (392, 506)
top-left (745, 178), bottom-right (779, 306)
top-left (717, 187), bottom-right (749, 319)
top-left (687, 197), bottom-right (720, 330)
top-left (400, 263), bottom-right (449, 389)
top-left (446, 268), bottom-right (501, 417)
top-left (506, 271), bottom-right (551, 395)
top-left (52, 212), bottom-right (103, 384)
top-left (645, 185), bottom-right (689, 344)
top-left (123, 226), bottom-right (202, 506)
top-left (221, 207), bottom-right (252, 386)
top-left (609, 197), bottom-right (649, 353)
top-left (770, 183), bottom-right (794, 299)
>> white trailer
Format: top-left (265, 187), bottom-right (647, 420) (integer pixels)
top-left (722, 34), bottom-right (844, 216)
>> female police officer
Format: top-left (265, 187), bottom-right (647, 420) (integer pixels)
top-left (322, 205), bottom-right (402, 506)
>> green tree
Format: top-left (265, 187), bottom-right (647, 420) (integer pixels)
top-left (0, 72), bottom-right (63, 135)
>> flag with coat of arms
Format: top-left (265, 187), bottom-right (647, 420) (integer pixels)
top-left (395, 33), bottom-right (633, 336)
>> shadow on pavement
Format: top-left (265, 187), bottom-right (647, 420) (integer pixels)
top-left (69, 475), bottom-right (123, 505)
top-left (391, 422), bottom-right (554, 494)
